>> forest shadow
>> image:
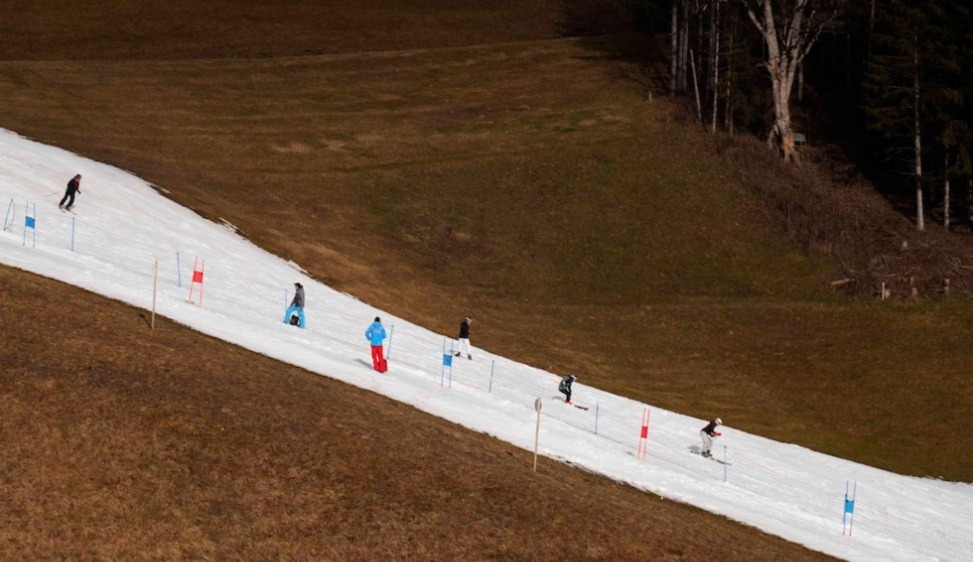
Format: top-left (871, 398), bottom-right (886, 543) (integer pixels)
top-left (558, 0), bottom-right (672, 99)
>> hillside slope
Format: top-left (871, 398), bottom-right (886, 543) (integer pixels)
top-left (2, 33), bottom-right (972, 481)
top-left (0, 265), bottom-right (834, 561)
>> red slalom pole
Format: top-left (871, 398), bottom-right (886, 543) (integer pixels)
top-left (637, 408), bottom-right (650, 460)
top-left (187, 257), bottom-right (205, 306)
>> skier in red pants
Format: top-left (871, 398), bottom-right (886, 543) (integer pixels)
top-left (365, 316), bottom-right (387, 372)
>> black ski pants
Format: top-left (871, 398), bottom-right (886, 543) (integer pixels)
top-left (59, 191), bottom-right (76, 208)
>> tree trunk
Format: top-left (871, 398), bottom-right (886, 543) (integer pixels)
top-left (690, 48), bottom-right (703, 124)
top-left (743, 0), bottom-right (840, 162)
top-left (725, 9), bottom-right (735, 134)
top-left (679, 3), bottom-right (689, 91)
top-left (944, 152), bottom-right (950, 230)
top-left (711, 1), bottom-right (721, 133)
top-left (670, 1), bottom-right (679, 96)
top-left (968, 177), bottom-right (972, 231)
top-left (913, 34), bottom-right (925, 232)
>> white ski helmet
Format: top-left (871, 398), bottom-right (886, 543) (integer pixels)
top-left (715, 418), bottom-right (722, 425)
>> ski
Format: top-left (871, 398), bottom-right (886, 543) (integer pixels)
top-left (695, 451), bottom-right (731, 465)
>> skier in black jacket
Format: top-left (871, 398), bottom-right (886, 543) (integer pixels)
top-left (454, 316), bottom-right (472, 359)
top-left (700, 418), bottom-right (723, 458)
top-left (559, 374), bottom-right (577, 404)
top-left (59, 174), bottom-right (82, 211)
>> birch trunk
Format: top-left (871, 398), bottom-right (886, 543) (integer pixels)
top-left (742, 0), bottom-right (841, 162)
top-left (913, 35), bottom-right (925, 231)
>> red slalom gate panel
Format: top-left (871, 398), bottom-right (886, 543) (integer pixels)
top-left (637, 408), bottom-right (650, 460)
top-left (187, 257), bottom-right (205, 306)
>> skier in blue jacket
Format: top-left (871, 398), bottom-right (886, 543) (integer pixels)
top-left (365, 317), bottom-right (387, 372)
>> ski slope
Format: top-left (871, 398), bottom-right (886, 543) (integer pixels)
top-left (1, 128), bottom-right (971, 561)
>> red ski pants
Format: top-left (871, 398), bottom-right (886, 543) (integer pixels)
top-left (371, 345), bottom-right (386, 372)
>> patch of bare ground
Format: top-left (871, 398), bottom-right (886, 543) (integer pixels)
top-left (1, 27), bottom-right (972, 484)
top-left (0, 265), bottom-right (834, 561)
top-left (0, 7), bottom-right (970, 562)
top-left (0, 0), bottom-right (627, 61)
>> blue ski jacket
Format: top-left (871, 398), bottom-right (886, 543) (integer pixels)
top-left (365, 321), bottom-right (386, 346)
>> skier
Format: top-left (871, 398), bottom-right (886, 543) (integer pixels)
top-left (365, 316), bottom-right (387, 373)
top-left (558, 374), bottom-right (577, 404)
top-left (59, 174), bottom-right (82, 211)
top-left (283, 282), bottom-right (306, 328)
top-left (454, 316), bottom-right (473, 359)
top-left (700, 418), bottom-right (723, 458)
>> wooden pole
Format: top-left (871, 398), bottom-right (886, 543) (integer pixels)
top-left (151, 259), bottom-right (158, 330)
top-left (533, 397), bottom-right (542, 472)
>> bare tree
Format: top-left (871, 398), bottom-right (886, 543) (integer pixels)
top-left (741, 0), bottom-right (844, 162)
top-left (912, 33), bottom-right (924, 231)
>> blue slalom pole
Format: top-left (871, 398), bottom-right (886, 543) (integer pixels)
top-left (22, 201), bottom-right (34, 247)
top-left (594, 403), bottom-right (600, 434)
top-left (176, 252), bottom-right (182, 287)
top-left (488, 360), bottom-right (495, 393)
top-left (843, 480), bottom-right (857, 536)
top-left (440, 337), bottom-right (447, 386)
top-left (71, 216), bottom-right (76, 251)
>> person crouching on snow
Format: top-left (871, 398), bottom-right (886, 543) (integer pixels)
top-left (283, 282), bottom-right (306, 328)
top-left (559, 374), bottom-right (577, 404)
top-left (700, 418), bottom-right (723, 458)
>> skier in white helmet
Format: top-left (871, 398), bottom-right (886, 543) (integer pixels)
top-left (700, 417), bottom-right (723, 458)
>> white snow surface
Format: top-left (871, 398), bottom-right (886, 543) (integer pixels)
top-left (1, 128), bottom-right (971, 561)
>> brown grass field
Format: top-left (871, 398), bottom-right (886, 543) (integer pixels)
top-left (0, 266), bottom-right (834, 561)
top-left (0, 0), bottom-right (971, 559)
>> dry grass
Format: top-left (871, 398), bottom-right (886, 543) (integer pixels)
top-left (0, 0), bottom-right (970, 557)
top-left (2, 34), bottom-right (969, 481)
top-left (0, 265), bottom-right (833, 561)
